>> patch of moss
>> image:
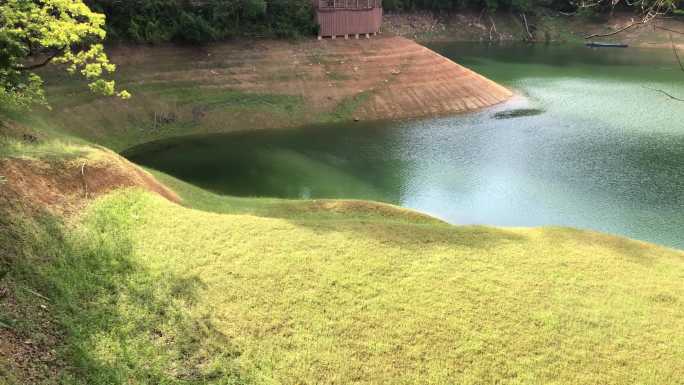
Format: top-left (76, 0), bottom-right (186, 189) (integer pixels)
top-left (325, 90), bottom-right (373, 122)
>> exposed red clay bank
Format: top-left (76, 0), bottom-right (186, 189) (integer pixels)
top-left (314, 0), bottom-right (382, 39)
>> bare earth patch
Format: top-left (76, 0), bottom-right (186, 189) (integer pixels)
top-left (0, 151), bottom-right (179, 215)
top-left (153, 36), bottom-right (512, 119)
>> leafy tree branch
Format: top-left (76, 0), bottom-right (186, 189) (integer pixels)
top-left (0, 0), bottom-right (129, 110)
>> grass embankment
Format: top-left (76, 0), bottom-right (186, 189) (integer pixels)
top-left (2, 153), bottom-right (684, 383)
top-left (6, 82), bottom-right (307, 152)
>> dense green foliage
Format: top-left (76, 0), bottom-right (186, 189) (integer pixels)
top-left (383, 0), bottom-right (679, 13)
top-left (382, 0), bottom-right (552, 12)
top-left (85, 0), bottom-right (318, 42)
top-left (0, 0), bottom-right (128, 110)
top-left (83, 0), bottom-right (681, 43)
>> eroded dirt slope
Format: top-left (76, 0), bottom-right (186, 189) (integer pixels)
top-left (0, 151), bottom-right (179, 215)
top-left (109, 36), bottom-right (511, 120)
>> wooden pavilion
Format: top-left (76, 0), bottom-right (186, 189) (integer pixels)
top-left (313, 0), bottom-right (382, 40)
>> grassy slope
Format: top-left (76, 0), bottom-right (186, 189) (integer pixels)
top-left (151, 171), bottom-right (684, 383)
top-left (9, 83), bottom-right (308, 152)
top-left (12, 181), bottom-right (683, 384)
top-left (141, 173), bottom-right (684, 384)
top-left (2, 152), bottom-right (682, 383)
top-left (1, 35), bottom-right (683, 384)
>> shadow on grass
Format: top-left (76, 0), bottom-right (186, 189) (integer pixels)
top-left (0, 200), bottom-right (247, 385)
top-left (539, 226), bottom-right (683, 266)
top-left (287, 216), bottom-right (529, 250)
top-left (144, 169), bottom-right (530, 251)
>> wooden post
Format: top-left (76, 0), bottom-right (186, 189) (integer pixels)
top-left (332, 34), bottom-right (336, 40)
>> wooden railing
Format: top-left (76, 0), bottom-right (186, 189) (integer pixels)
top-left (318, 0), bottom-right (382, 9)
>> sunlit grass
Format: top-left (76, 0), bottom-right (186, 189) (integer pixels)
top-left (2, 146), bottom-right (683, 384)
top-left (18, 188), bottom-right (679, 384)
top-left (0, 138), bottom-right (92, 160)
top-left (0, 200), bottom-right (245, 384)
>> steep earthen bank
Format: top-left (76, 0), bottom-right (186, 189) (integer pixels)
top-left (0, 145), bottom-right (183, 384)
top-left (112, 35), bottom-right (512, 118)
top-left (40, 36), bottom-right (511, 150)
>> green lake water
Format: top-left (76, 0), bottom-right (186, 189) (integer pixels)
top-left (127, 43), bottom-right (684, 249)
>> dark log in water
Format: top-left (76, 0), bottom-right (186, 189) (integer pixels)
top-left (586, 42), bottom-right (629, 48)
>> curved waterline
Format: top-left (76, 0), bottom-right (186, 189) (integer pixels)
top-left (127, 43), bottom-right (684, 249)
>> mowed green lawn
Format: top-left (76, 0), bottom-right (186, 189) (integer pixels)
top-left (51, 178), bottom-right (683, 385)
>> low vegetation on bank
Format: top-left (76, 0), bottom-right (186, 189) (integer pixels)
top-left (2, 149), bottom-right (683, 384)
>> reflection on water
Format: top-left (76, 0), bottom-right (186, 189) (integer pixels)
top-left (492, 108), bottom-right (544, 119)
top-left (127, 43), bottom-right (684, 249)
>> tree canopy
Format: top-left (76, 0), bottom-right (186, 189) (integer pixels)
top-left (85, 0), bottom-right (317, 43)
top-left (0, 0), bottom-right (128, 110)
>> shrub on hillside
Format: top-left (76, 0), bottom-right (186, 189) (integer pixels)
top-left (86, 0), bottom-right (316, 42)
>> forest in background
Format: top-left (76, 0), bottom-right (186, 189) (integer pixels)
top-left (85, 0), bottom-right (681, 42)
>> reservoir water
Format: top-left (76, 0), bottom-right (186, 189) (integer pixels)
top-left (127, 43), bottom-right (684, 249)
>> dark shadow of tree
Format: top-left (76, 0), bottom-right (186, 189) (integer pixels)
top-left (0, 200), bottom-right (248, 385)
top-left (287, 216), bottom-right (529, 251)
